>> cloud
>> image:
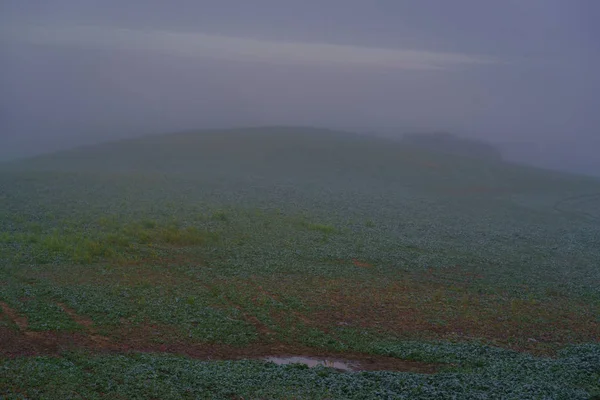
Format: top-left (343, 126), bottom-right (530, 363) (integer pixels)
top-left (3, 25), bottom-right (499, 71)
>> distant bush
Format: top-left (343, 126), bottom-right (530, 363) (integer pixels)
top-left (307, 223), bottom-right (337, 234)
top-left (292, 218), bottom-right (338, 235)
top-left (212, 211), bottom-right (229, 222)
top-left (401, 132), bottom-right (504, 161)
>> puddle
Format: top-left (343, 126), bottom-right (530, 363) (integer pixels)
top-left (264, 356), bottom-right (357, 371)
top-left (262, 354), bottom-right (440, 374)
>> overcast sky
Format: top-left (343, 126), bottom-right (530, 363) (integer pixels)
top-left (1, 1), bottom-right (599, 174)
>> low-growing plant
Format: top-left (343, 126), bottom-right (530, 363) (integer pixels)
top-left (213, 210), bottom-right (228, 222)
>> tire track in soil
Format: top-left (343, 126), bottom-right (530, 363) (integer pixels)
top-left (202, 282), bottom-right (276, 339)
top-left (56, 302), bottom-right (114, 348)
top-left (0, 301), bottom-right (52, 343)
top-left (246, 281), bottom-right (312, 325)
top-left (1, 301), bottom-right (28, 331)
top-left (244, 280), bottom-right (347, 345)
top-left (1, 295), bottom-right (440, 372)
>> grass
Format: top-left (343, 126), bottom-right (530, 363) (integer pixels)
top-left (1, 220), bottom-right (218, 265)
top-left (0, 127), bottom-right (599, 398)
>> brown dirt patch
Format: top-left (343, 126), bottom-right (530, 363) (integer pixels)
top-left (263, 276), bottom-right (599, 353)
top-left (26, 257), bottom-right (194, 287)
top-left (158, 342), bottom-right (441, 373)
top-left (55, 302), bottom-right (113, 347)
top-left (0, 301), bottom-right (120, 356)
top-left (56, 302), bottom-right (95, 329)
top-left (200, 280), bottom-right (277, 338)
top-left (221, 298), bottom-right (275, 338)
top-left (352, 259), bottom-right (373, 268)
top-left (0, 326), bottom-right (440, 373)
top-left (1, 302), bottom-right (28, 331)
top-left (0, 327), bottom-right (96, 357)
top-left (246, 279), bottom-right (282, 303)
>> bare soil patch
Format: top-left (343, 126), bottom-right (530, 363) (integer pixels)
top-left (0, 326), bottom-right (440, 373)
top-left (1, 302), bottom-right (28, 331)
top-left (352, 259), bottom-right (373, 268)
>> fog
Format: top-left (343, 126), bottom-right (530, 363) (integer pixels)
top-left (1, 1), bottom-right (599, 175)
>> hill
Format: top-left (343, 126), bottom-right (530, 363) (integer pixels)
top-left (400, 132), bottom-right (504, 161)
top-left (4, 125), bottom-right (599, 287)
top-left (1, 126), bottom-right (599, 398)
top-left (4, 126), bottom-right (587, 187)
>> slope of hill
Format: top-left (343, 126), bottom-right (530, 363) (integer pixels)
top-left (5, 126), bottom-right (592, 189)
top-left (3, 126), bottom-right (599, 285)
top-left (400, 132), bottom-right (504, 161)
top-left (1, 127), bottom-right (599, 398)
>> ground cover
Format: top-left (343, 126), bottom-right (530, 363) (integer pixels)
top-left (1, 129), bottom-right (599, 398)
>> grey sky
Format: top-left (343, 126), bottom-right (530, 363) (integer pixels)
top-left (1, 1), bottom-right (599, 174)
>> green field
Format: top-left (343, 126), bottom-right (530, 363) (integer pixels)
top-left (1, 127), bottom-right (599, 399)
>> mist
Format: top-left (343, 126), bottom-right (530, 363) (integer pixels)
top-left (1, 0), bottom-right (599, 175)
